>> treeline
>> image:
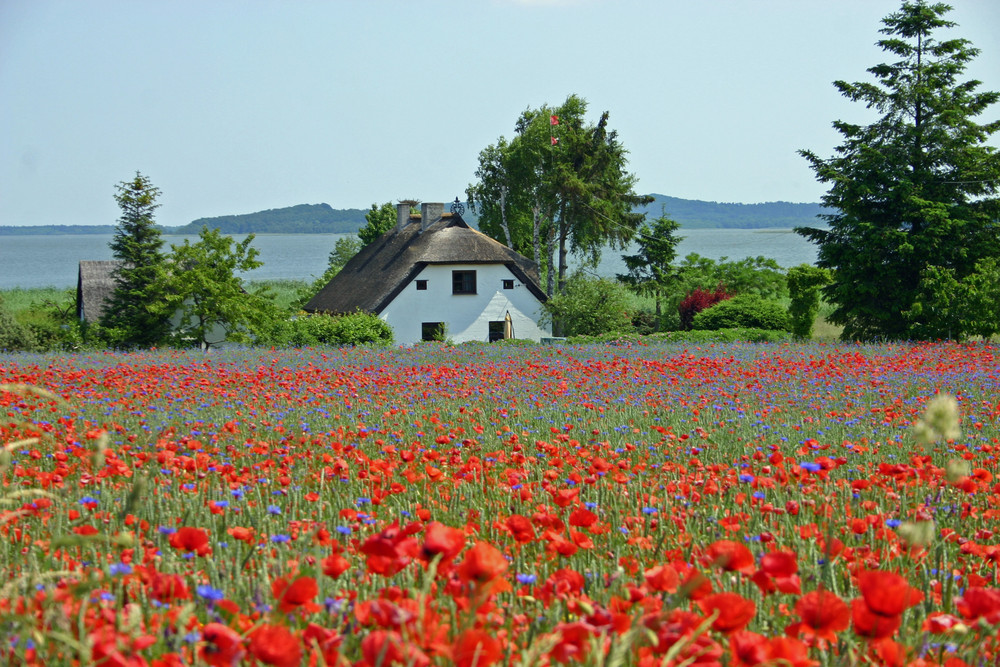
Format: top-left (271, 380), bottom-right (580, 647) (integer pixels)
top-left (640, 194), bottom-right (829, 229)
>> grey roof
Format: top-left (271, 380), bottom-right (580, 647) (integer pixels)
top-left (77, 260), bottom-right (122, 323)
top-left (304, 212), bottom-right (546, 315)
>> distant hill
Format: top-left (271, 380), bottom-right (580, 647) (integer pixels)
top-left (166, 203), bottom-right (368, 235)
top-left (0, 196), bottom-right (829, 235)
top-left (640, 194), bottom-right (829, 229)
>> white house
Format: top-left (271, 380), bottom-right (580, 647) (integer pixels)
top-left (304, 202), bottom-right (551, 345)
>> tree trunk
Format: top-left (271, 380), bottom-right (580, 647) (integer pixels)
top-left (499, 186), bottom-right (512, 248)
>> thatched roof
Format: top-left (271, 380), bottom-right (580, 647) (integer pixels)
top-left (77, 260), bottom-right (122, 323)
top-left (304, 212), bottom-right (546, 315)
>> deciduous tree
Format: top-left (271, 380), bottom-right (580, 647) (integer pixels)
top-left (797, 0), bottom-right (1000, 340)
top-left (159, 228), bottom-right (277, 350)
top-left (358, 202), bottom-right (397, 246)
top-left (468, 95), bottom-right (651, 297)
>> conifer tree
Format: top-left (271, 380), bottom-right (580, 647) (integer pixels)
top-left (101, 172), bottom-right (171, 347)
top-left (797, 1), bottom-right (1000, 340)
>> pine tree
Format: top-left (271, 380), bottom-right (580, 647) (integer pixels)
top-left (100, 172), bottom-right (171, 348)
top-left (797, 0), bottom-right (1000, 340)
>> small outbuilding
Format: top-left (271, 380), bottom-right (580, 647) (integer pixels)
top-left (77, 260), bottom-right (121, 323)
top-left (304, 202), bottom-right (551, 344)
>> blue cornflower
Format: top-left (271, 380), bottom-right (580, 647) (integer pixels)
top-left (109, 562), bottom-right (132, 576)
top-left (516, 573), bottom-right (537, 584)
top-left (738, 474), bottom-right (755, 483)
top-left (800, 461), bottom-right (822, 472)
top-left (271, 534), bottom-right (291, 543)
top-left (196, 585), bottom-right (225, 602)
top-left (886, 519), bottom-right (902, 528)
top-left (267, 505), bottom-right (282, 515)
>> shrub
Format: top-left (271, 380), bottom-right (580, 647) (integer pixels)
top-left (693, 294), bottom-right (791, 332)
top-left (0, 297), bottom-right (37, 352)
top-left (678, 284), bottom-right (730, 330)
top-left (328, 310), bottom-right (394, 347)
top-left (542, 273), bottom-right (634, 337)
top-left (787, 264), bottom-right (832, 339)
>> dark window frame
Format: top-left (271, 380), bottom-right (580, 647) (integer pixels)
top-left (415, 279), bottom-right (428, 290)
top-left (452, 270), bottom-right (477, 295)
top-left (502, 279), bottom-right (514, 290)
top-left (488, 320), bottom-right (505, 342)
top-left (421, 322), bottom-right (445, 341)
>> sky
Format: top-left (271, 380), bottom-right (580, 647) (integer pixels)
top-left (1, 0), bottom-right (998, 228)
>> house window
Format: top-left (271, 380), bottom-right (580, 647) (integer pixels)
top-left (488, 321), bottom-right (505, 342)
top-left (452, 270), bottom-right (476, 294)
top-left (422, 322), bottom-right (445, 341)
top-left (415, 280), bottom-right (428, 290)
top-left (502, 279), bottom-right (514, 290)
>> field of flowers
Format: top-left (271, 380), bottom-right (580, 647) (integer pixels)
top-left (2, 341), bottom-right (999, 667)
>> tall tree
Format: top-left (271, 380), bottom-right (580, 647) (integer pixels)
top-left (158, 228), bottom-right (276, 350)
top-left (617, 213), bottom-right (683, 322)
top-left (358, 202), bottom-right (397, 246)
top-left (796, 0), bottom-right (1000, 341)
top-left (468, 94), bottom-right (651, 296)
top-left (101, 172), bottom-right (171, 348)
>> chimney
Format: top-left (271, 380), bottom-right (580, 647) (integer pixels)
top-left (421, 202), bottom-right (444, 232)
top-left (396, 202), bottom-right (411, 232)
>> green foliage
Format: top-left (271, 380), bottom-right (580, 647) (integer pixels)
top-left (904, 257), bottom-right (1000, 340)
top-left (0, 296), bottom-right (37, 352)
top-left (787, 264), bottom-right (832, 339)
top-left (294, 236), bottom-right (363, 309)
top-left (327, 310), bottom-right (394, 347)
top-left (468, 94), bottom-right (651, 296)
top-left (617, 213), bottom-right (683, 323)
top-left (674, 253), bottom-right (787, 300)
top-left (101, 172), bottom-right (172, 348)
top-left (259, 311), bottom-right (393, 348)
top-left (358, 202), bottom-right (396, 246)
top-left (692, 294), bottom-right (791, 332)
top-left (797, 1), bottom-right (1000, 341)
top-left (541, 272), bottom-right (634, 337)
top-left (159, 228), bottom-right (278, 350)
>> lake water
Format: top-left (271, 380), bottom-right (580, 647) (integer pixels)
top-left (0, 228), bottom-right (819, 290)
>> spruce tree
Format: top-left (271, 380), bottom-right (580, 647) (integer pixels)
top-left (797, 1), bottom-right (1000, 340)
top-left (101, 172), bottom-right (171, 348)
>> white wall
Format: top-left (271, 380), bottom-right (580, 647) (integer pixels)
top-left (380, 263), bottom-right (551, 345)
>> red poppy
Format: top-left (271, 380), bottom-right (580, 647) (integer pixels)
top-left (794, 589), bottom-right (850, 641)
top-left (421, 522), bottom-right (466, 562)
top-left (360, 630), bottom-right (430, 667)
top-left (457, 541), bottom-right (508, 584)
top-left (700, 592), bottom-right (756, 634)
top-left (956, 586), bottom-right (1000, 625)
top-left (851, 598), bottom-right (902, 639)
top-left (505, 514), bottom-right (536, 543)
top-left (730, 631), bottom-right (770, 666)
top-left (150, 572), bottom-right (190, 603)
top-left (759, 550), bottom-right (797, 577)
top-left (768, 636), bottom-right (818, 667)
top-left (644, 564), bottom-right (680, 593)
top-left (322, 552), bottom-right (351, 578)
top-left (272, 575), bottom-right (319, 613)
top-left (857, 570), bottom-right (923, 617)
top-left (248, 624), bottom-right (301, 667)
top-left (168, 527), bottom-right (211, 556)
top-left (704, 540), bottom-right (755, 574)
top-left (200, 623), bottom-right (245, 667)
top-left (453, 628), bottom-right (503, 667)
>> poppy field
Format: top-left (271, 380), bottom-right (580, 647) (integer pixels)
top-left (2, 341), bottom-right (1000, 667)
